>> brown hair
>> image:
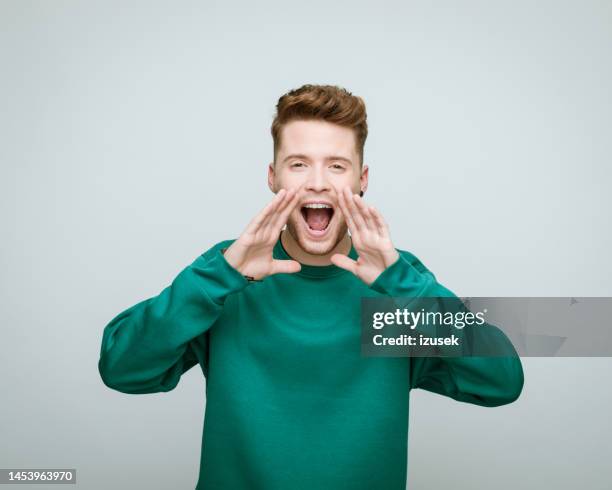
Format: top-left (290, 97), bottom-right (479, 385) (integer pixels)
top-left (271, 84), bottom-right (368, 167)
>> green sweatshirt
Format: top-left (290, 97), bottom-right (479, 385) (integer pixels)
top-left (98, 236), bottom-right (524, 490)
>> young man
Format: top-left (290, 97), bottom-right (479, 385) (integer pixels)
top-left (98, 84), bottom-right (524, 490)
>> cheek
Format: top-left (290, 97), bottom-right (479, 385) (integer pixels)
top-left (278, 175), bottom-right (305, 191)
top-left (330, 175), bottom-right (358, 193)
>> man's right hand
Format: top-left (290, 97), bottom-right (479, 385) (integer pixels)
top-left (222, 186), bottom-right (304, 281)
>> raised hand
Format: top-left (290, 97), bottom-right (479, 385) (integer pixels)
top-left (330, 186), bottom-right (400, 286)
top-left (222, 186), bottom-right (305, 280)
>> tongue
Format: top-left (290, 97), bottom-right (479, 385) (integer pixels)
top-left (305, 208), bottom-right (331, 231)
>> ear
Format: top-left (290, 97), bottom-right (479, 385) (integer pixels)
top-left (267, 162), bottom-right (276, 193)
top-left (360, 164), bottom-right (369, 195)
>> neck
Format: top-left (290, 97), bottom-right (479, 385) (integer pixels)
top-left (280, 229), bottom-right (352, 266)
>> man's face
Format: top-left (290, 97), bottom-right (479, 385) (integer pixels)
top-left (268, 119), bottom-right (369, 256)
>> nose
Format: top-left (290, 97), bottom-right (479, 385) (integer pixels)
top-left (305, 165), bottom-right (330, 193)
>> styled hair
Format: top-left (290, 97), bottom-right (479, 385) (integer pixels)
top-left (271, 84), bottom-right (368, 167)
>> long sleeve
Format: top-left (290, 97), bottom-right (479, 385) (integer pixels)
top-left (369, 250), bottom-right (524, 407)
top-left (98, 240), bottom-right (249, 394)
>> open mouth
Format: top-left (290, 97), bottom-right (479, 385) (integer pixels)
top-left (300, 203), bottom-right (334, 236)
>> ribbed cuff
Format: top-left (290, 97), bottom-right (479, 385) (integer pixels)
top-left (369, 252), bottom-right (434, 298)
top-left (188, 248), bottom-right (250, 305)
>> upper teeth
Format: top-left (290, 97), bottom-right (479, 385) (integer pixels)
top-left (304, 203), bottom-right (331, 209)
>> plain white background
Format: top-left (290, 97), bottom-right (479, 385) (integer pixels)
top-left (1, 1), bottom-right (611, 488)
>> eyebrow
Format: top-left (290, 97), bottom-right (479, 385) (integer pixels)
top-left (282, 154), bottom-right (353, 164)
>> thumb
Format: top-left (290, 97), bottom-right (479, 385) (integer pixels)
top-left (331, 254), bottom-right (358, 275)
top-left (270, 259), bottom-right (301, 275)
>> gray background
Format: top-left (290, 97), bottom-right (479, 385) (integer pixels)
top-left (1, 1), bottom-right (611, 489)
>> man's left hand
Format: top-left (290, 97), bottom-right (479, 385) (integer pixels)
top-left (331, 187), bottom-right (400, 286)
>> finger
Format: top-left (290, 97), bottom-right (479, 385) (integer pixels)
top-left (259, 188), bottom-right (294, 230)
top-left (270, 259), bottom-right (301, 275)
top-left (246, 189), bottom-right (287, 232)
top-left (269, 187), bottom-right (297, 224)
top-left (336, 187), bottom-right (357, 234)
top-left (369, 206), bottom-right (390, 238)
top-left (245, 188), bottom-right (288, 234)
top-left (344, 187), bottom-right (367, 230)
top-left (353, 193), bottom-right (375, 230)
top-left (330, 254), bottom-right (358, 275)
top-left (270, 184), bottom-right (304, 232)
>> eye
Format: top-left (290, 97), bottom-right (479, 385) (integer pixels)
top-left (291, 162), bottom-right (305, 167)
top-left (331, 163), bottom-right (345, 170)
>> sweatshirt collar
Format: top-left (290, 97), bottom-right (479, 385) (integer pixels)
top-left (273, 232), bottom-right (358, 278)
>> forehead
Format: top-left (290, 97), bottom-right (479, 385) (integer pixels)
top-left (278, 119), bottom-right (358, 161)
